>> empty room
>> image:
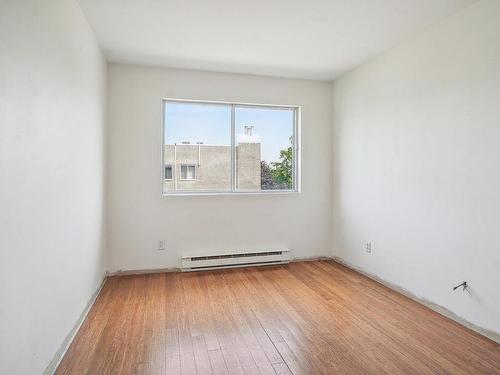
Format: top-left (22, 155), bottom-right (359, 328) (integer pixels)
top-left (1, 0), bottom-right (500, 374)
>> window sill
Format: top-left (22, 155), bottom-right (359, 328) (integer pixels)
top-left (161, 190), bottom-right (300, 197)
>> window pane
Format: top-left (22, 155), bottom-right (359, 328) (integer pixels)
top-left (165, 166), bottom-right (172, 180)
top-left (180, 165), bottom-right (196, 180)
top-left (164, 102), bottom-right (231, 192)
top-left (234, 106), bottom-right (295, 191)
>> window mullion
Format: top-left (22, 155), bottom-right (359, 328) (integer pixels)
top-left (231, 104), bottom-right (236, 192)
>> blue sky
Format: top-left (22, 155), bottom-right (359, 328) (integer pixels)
top-left (164, 102), bottom-right (293, 162)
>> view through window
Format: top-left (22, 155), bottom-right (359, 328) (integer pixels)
top-left (163, 100), bottom-right (299, 194)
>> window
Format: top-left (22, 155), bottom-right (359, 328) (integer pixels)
top-left (164, 165), bottom-right (173, 180)
top-left (162, 99), bottom-right (300, 195)
top-left (180, 165), bottom-right (196, 180)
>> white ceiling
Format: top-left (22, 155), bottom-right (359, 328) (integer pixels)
top-left (77, 0), bottom-right (476, 80)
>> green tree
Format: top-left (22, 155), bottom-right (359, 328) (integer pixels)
top-left (261, 161), bottom-right (276, 189)
top-left (271, 138), bottom-right (293, 188)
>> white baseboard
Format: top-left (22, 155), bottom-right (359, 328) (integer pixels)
top-left (106, 255), bottom-right (331, 276)
top-left (331, 256), bottom-right (500, 344)
top-left (107, 266), bottom-right (180, 276)
top-left (43, 275), bottom-right (108, 375)
top-left (292, 255), bottom-right (332, 262)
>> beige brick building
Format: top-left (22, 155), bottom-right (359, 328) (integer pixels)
top-left (163, 141), bottom-right (261, 192)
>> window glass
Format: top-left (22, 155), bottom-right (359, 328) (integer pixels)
top-left (165, 165), bottom-right (173, 180)
top-left (234, 106), bottom-right (295, 191)
top-left (163, 100), bottom-right (298, 194)
top-left (163, 101), bottom-right (231, 192)
top-left (180, 165), bottom-right (196, 180)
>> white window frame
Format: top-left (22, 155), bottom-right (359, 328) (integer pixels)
top-left (179, 164), bottom-right (196, 181)
top-left (161, 98), bottom-right (301, 196)
top-left (164, 165), bottom-right (173, 180)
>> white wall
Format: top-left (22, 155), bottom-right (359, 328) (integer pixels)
top-left (0, 1), bottom-right (107, 373)
top-left (332, 0), bottom-right (500, 336)
top-left (107, 64), bottom-right (332, 272)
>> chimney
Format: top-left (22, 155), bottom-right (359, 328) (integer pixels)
top-left (244, 125), bottom-right (254, 136)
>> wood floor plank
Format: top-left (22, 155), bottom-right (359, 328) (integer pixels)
top-left (119, 276), bottom-right (150, 374)
top-left (56, 261), bottom-right (500, 375)
top-left (207, 349), bottom-right (228, 375)
top-left (192, 335), bottom-right (213, 374)
top-left (220, 271), bottom-right (278, 375)
top-left (85, 276), bottom-right (137, 375)
top-left (202, 272), bottom-right (246, 374)
top-left (217, 271), bottom-right (262, 375)
top-left (134, 362), bottom-right (150, 375)
top-left (165, 328), bottom-right (182, 375)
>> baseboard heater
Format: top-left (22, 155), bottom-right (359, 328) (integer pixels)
top-left (181, 249), bottom-right (291, 272)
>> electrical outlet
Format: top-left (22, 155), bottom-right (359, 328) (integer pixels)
top-left (158, 240), bottom-right (166, 251)
top-left (365, 242), bottom-right (373, 253)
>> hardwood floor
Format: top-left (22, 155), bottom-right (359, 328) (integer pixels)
top-left (56, 261), bottom-right (500, 374)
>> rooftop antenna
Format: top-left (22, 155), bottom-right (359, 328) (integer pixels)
top-left (244, 125), bottom-right (254, 136)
